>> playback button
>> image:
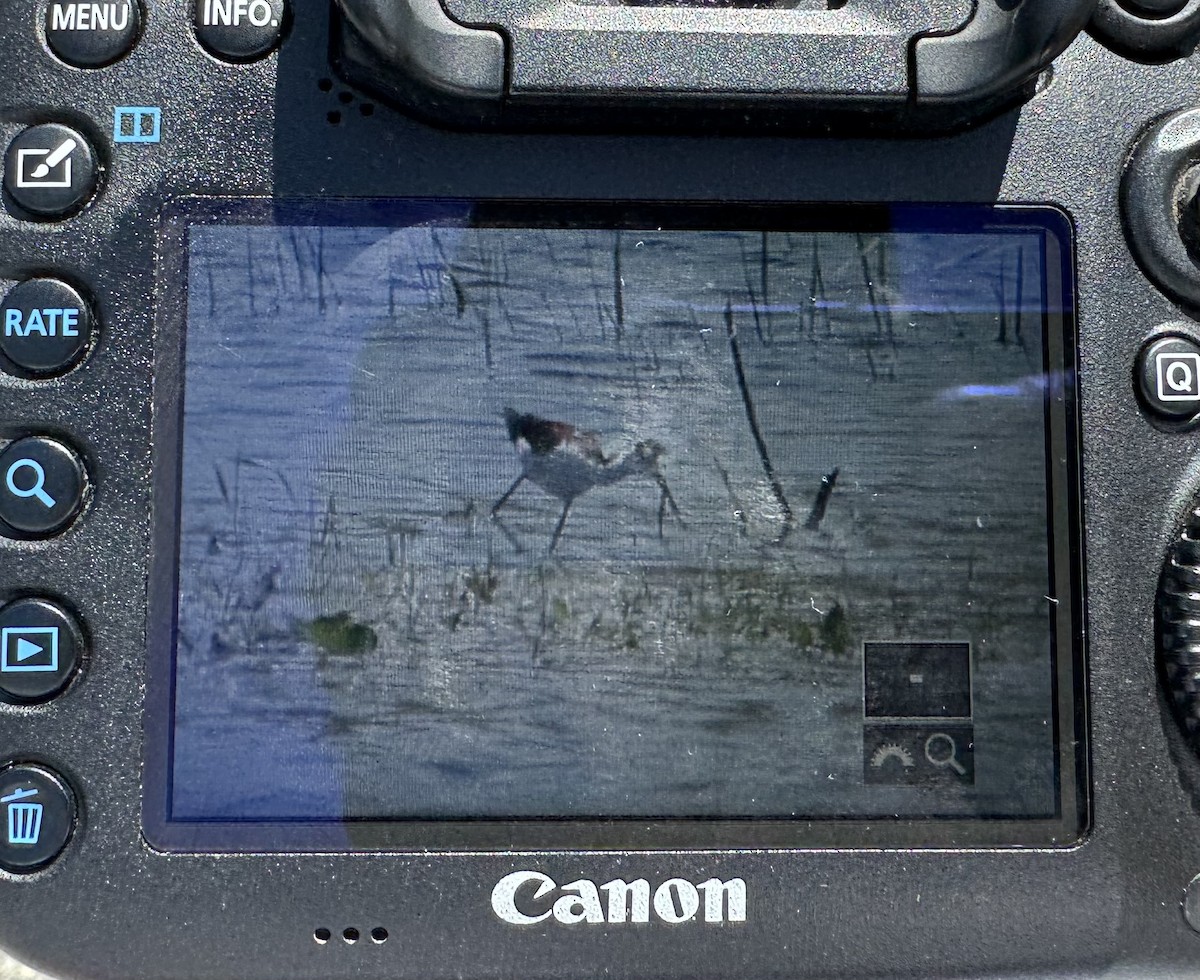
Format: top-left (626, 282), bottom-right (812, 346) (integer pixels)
top-left (0, 599), bottom-right (83, 704)
top-left (0, 437), bottom-right (87, 539)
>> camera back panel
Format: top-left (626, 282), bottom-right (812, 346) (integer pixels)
top-left (3, 1), bottom-right (1200, 978)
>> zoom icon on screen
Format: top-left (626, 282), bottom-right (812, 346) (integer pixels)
top-left (862, 642), bottom-right (975, 787)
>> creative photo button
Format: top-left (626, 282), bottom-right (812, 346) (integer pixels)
top-left (2, 123), bottom-right (100, 220)
top-left (44, 0), bottom-right (142, 68)
top-left (0, 437), bottom-right (87, 539)
top-left (0, 598), bottom-right (83, 704)
top-left (1136, 333), bottom-right (1200, 422)
top-left (195, 0), bottom-right (288, 62)
top-left (0, 764), bottom-right (77, 873)
top-left (0, 279), bottom-right (93, 378)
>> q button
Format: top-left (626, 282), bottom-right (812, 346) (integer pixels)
top-left (1137, 333), bottom-right (1200, 424)
top-left (0, 437), bottom-right (86, 539)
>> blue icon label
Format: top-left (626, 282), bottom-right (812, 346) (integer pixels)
top-left (2, 788), bottom-right (43, 846)
top-left (4, 307), bottom-right (80, 338)
top-left (4, 458), bottom-right (57, 510)
top-left (113, 106), bottom-right (161, 144)
top-left (1, 626), bottom-right (60, 673)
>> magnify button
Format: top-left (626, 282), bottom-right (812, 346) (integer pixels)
top-left (6, 460), bottom-right (56, 509)
top-left (924, 732), bottom-right (968, 776)
top-left (0, 437), bottom-right (86, 539)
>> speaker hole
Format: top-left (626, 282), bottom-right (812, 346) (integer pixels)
top-left (317, 77), bottom-right (333, 92)
top-left (371, 927), bottom-right (389, 944)
top-left (343, 927), bottom-right (360, 945)
top-left (313, 928), bottom-right (331, 945)
top-left (327, 111), bottom-right (342, 126)
top-left (338, 91), bottom-right (355, 104)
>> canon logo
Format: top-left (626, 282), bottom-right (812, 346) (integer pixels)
top-left (491, 871), bottom-right (747, 925)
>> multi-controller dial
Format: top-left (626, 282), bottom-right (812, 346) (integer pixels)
top-left (1159, 501), bottom-right (1200, 751)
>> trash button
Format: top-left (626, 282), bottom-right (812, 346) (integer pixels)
top-left (0, 764), bottom-right (77, 873)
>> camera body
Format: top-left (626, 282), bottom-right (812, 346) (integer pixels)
top-left (4, 1), bottom-right (1200, 978)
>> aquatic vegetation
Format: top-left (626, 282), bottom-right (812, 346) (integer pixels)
top-left (305, 612), bottom-right (379, 655)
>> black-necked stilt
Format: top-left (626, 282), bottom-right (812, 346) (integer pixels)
top-left (492, 408), bottom-right (681, 552)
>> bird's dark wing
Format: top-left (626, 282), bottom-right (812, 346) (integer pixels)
top-left (505, 409), bottom-right (609, 463)
top-left (505, 410), bottom-right (560, 454)
top-left (526, 418), bottom-right (573, 455)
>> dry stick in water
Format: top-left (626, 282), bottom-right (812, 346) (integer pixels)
top-left (725, 301), bottom-right (793, 538)
top-left (1014, 245), bottom-right (1025, 350)
top-left (739, 236), bottom-right (766, 344)
top-left (612, 234), bottom-right (625, 336)
top-left (713, 455), bottom-right (750, 537)
top-left (480, 308), bottom-right (494, 371)
top-left (760, 231), bottom-right (769, 319)
top-left (804, 468), bottom-right (839, 531)
top-left (996, 255), bottom-right (1008, 345)
top-left (809, 237), bottom-right (831, 336)
top-left (856, 233), bottom-right (885, 337)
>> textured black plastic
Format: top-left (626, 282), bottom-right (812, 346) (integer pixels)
top-left (1124, 108), bottom-right (1200, 312)
top-left (3, 0), bottom-right (1200, 978)
top-left (335, 0), bottom-right (1096, 132)
top-left (1091, 0), bottom-right (1200, 60)
top-left (1158, 505), bottom-right (1200, 752)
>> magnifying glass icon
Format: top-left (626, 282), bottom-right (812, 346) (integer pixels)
top-left (924, 733), bottom-right (967, 776)
top-left (5, 458), bottom-right (58, 510)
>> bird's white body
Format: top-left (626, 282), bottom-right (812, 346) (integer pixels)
top-left (513, 435), bottom-right (647, 503)
top-left (494, 409), bottom-right (679, 552)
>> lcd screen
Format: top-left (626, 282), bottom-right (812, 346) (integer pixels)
top-left (148, 201), bottom-right (1084, 850)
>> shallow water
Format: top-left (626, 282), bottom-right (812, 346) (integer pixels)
top-left (171, 223), bottom-right (1060, 822)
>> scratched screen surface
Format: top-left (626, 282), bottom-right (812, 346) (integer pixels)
top-left (169, 207), bottom-right (1070, 825)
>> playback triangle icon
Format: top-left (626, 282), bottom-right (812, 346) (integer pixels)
top-left (1, 624), bottom-right (61, 675)
top-left (15, 638), bottom-right (42, 662)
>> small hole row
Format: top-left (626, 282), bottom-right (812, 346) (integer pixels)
top-left (326, 105), bottom-right (375, 126)
top-left (317, 77), bottom-right (377, 125)
top-left (313, 926), bottom-right (388, 945)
